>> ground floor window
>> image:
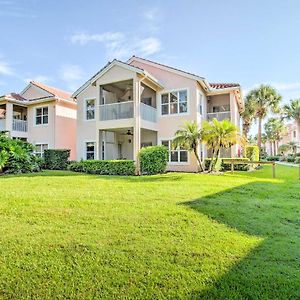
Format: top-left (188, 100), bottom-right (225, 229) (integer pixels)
top-left (86, 142), bottom-right (95, 160)
top-left (161, 140), bottom-right (188, 163)
top-left (35, 143), bottom-right (48, 157)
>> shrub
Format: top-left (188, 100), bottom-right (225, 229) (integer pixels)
top-left (286, 155), bottom-right (296, 163)
top-left (295, 157), bottom-right (300, 164)
top-left (244, 145), bottom-right (259, 161)
top-left (68, 160), bottom-right (135, 176)
top-left (0, 133), bottom-right (41, 174)
top-left (44, 149), bottom-right (70, 170)
top-left (139, 145), bottom-right (168, 175)
top-left (266, 156), bottom-right (280, 161)
top-left (222, 158), bottom-right (250, 171)
top-left (204, 158), bottom-right (222, 172)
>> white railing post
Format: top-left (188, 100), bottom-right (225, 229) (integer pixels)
top-left (12, 119), bottom-right (28, 132)
top-left (99, 101), bottom-right (134, 121)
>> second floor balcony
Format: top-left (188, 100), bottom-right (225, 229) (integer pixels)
top-left (0, 118), bottom-right (28, 133)
top-left (99, 101), bottom-right (157, 123)
top-left (207, 111), bottom-right (231, 121)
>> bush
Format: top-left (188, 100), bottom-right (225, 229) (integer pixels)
top-left (44, 149), bottom-right (70, 170)
top-left (244, 145), bottom-right (259, 161)
top-left (204, 158), bottom-right (222, 172)
top-left (295, 157), bottom-right (300, 164)
top-left (222, 158), bottom-right (250, 171)
top-left (266, 156), bottom-right (280, 161)
top-left (139, 145), bottom-right (168, 175)
top-left (68, 160), bottom-right (135, 175)
top-left (0, 133), bottom-right (41, 174)
top-left (286, 155), bottom-right (296, 163)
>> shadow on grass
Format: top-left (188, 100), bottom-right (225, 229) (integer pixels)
top-left (180, 179), bottom-right (300, 299)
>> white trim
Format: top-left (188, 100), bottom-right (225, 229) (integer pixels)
top-left (34, 142), bottom-right (49, 157)
top-left (158, 87), bottom-right (190, 117)
top-left (159, 137), bottom-right (190, 165)
top-left (84, 98), bottom-right (96, 121)
top-left (20, 82), bottom-right (54, 98)
top-left (34, 105), bottom-right (49, 127)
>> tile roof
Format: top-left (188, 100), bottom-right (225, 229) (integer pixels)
top-left (209, 83), bottom-right (240, 89)
top-left (31, 81), bottom-right (73, 101)
top-left (0, 93), bottom-right (26, 101)
top-left (129, 55), bottom-right (205, 80)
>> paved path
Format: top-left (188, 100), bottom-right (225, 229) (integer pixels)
top-left (276, 161), bottom-right (298, 167)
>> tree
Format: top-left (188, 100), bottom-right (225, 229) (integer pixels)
top-left (241, 97), bottom-right (256, 138)
top-left (247, 85), bottom-right (282, 149)
top-left (202, 119), bottom-right (244, 172)
top-left (172, 121), bottom-right (204, 172)
top-left (288, 141), bottom-right (297, 154)
top-left (282, 99), bottom-right (300, 143)
top-left (264, 118), bottom-right (286, 155)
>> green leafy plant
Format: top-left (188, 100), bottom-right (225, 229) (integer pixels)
top-left (244, 145), bottom-right (259, 161)
top-left (44, 149), bottom-right (70, 170)
top-left (139, 145), bottom-right (168, 175)
top-left (68, 160), bottom-right (135, 175)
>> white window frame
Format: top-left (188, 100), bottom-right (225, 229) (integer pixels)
top-left (84, 98), bottom-right (96, 121)
top-left (35, 106), bottom-right (49, 126)
top-left (159, 88), bottom-right (189, 117)
top-left (160, 139), bottom-right (189, 165)
top-left (85, 141), bottom-right (96, 160)
top-left (198, 91), bottom-right (204, 116)
top-left (35, 143), bottom-right (48, 158)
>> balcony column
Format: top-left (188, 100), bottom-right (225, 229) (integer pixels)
top-left (133, 77), bottom-right (141, 175)
top-left (5, 102), bottom-right (13, 135)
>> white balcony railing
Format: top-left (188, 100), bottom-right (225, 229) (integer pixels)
top-left (207, 111), bottom-right (231, 121)
top-left (0, 119), bottom-right (5, 131)
top-left (140, 103), bottom-right (157, 123)
top-left (12, 119), bottom-right (28, 132)
top-left (99, 101), bottom-right (134, 121)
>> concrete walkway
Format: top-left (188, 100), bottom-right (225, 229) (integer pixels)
top-left (276, 161), bottom-right (299, 167)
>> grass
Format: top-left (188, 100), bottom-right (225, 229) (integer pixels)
top-left (0, 165), bottom-right (299, 299)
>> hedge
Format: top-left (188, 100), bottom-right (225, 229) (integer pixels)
top-left (295, 157), bottom-right (300, 164)
top-left (205, 158), bottom-right (250, 171)
top-left (139, 145), bottom-right (168, 175)
top-left (245, 145), bottom-right (259, 161)
top-left (266, 156), bottom-right (280, 161)
top-left (44, 149), bottom-right (70, 170)
top-left (68, 160), bottom-right (135, 176)
top-left (204, 158), bottom-right (222, 172)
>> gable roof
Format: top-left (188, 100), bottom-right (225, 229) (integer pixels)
top-left (29, 81), bottom-right (73, 101)
top-left (72, 59), bottom-right (163, 98)
top-left (0, 93), bottom-right (26, 101)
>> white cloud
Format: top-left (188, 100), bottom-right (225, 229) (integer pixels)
top-left (24, 75), bottom-right (52, 84)
top-left (0, 58), bottom-right (14, 76)
top-left (59, 64), bottom-right (85, 91)
top-left (69, 31), bottom-right (161, 60)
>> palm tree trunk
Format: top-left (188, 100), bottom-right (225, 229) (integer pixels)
top-left (296, 120), bottom-right (300, 149)
top-left (212, 148), bottom-right (221, 172)
top-left (193, 147), bottom-right (204, 172)
top-left (257, 117), bottom-right (262, 149)
top-left (208, 149), bottom-right (215, 172)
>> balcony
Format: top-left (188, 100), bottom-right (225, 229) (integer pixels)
top-left (12, 119), bottom-right (27, 132)
top-left (207, 111), bottom-right (231, 121)
top-left (99, 101), bottom-right (157, 123)
top-left (140, 103), bottom-right (157, 123)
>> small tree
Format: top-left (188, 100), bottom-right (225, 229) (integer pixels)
top-left (202, 119), bottom-right (244, 172)
top-left (172, 121), bottom-right (204, 172)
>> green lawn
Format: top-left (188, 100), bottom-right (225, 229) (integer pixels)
top-left (0, 166), bottom-right (299, 299)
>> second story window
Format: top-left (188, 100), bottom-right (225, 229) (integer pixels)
top-left (199, 92), bottom-right (203, 115)
top-left (161, 90), bottom-right (188, 115)
top-left (86, 99), bottom-right (95, 120)
top-left (36, 107), bottom-right (48, 125)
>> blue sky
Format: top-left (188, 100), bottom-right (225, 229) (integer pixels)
top-left (1, 0), bottom-right (300, 105)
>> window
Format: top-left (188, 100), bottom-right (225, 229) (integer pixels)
top-left (35, 144), bottom-right (48, 157)
top-left (293, 131), bottom-right (296, 138)
top-left (36, 107), bottom-right (48, 125)
top-left (85, 99), bottom-right (95, 120)
top-left (161, 140), bottom-right (188, 163)
top-left (86, 142), bottom-right (95, 160)
top-left (161, 90), bottom-right (187, 115)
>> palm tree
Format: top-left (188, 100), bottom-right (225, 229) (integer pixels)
top-left (282, 99), bottom-right (300, 143)
top-left (202, 119), bottom-right (244, 172)
top-left (172, 121), bottom-right (204, 172)
top-left (241, 97), bottom-right (256, 138)
top-left (264, 118), bottom-right (286, 155)
top-left (288, 141), bottom-right (297, 154)
top-left (247, 85), bottom-right (282, 149)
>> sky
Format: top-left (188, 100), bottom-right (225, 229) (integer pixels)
top-left (1, 0), bottom-right (300, 107)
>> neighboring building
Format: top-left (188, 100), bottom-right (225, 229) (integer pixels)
top-left (73, 56), bottom-right (244, 172)
top-left (278, 122), bottom-right (300, 153)
top-left (0, 81), bottom-right (77, 159)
